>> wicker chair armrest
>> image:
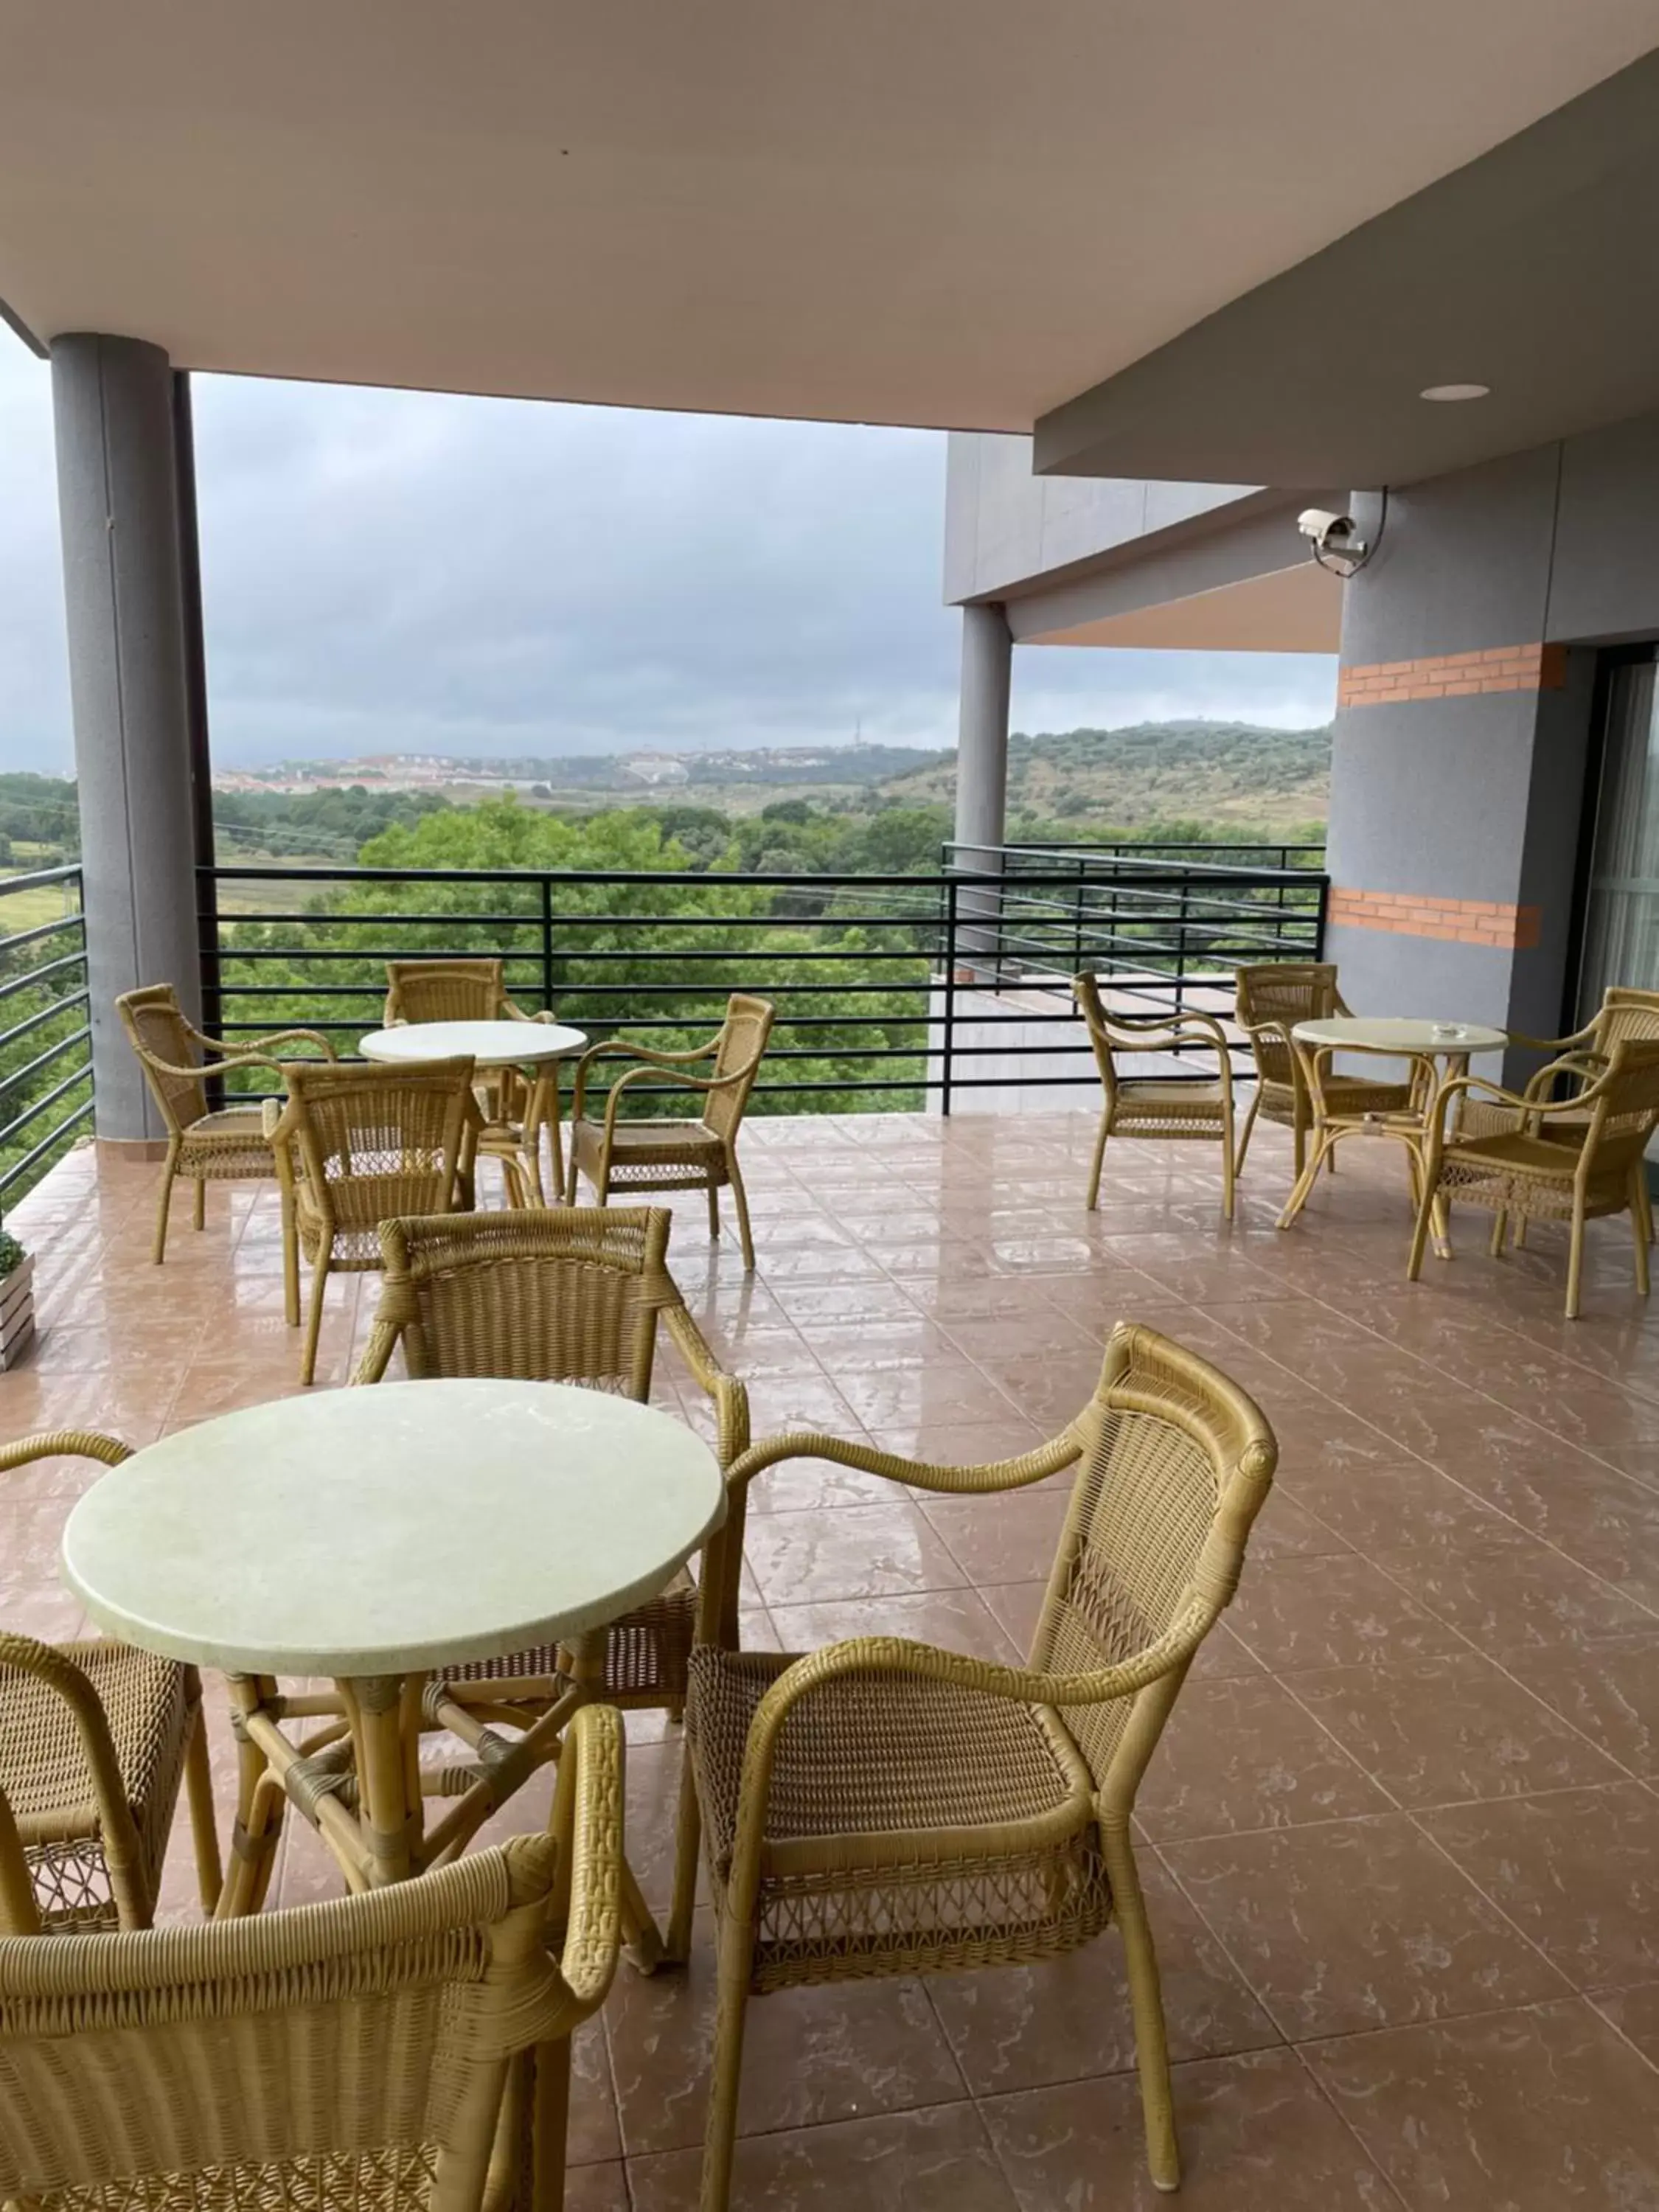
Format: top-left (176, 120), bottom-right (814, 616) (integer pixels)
top-left (0, 1630), bottom-right (151, 1888)
top-left (547, 1702), bottom-right (624, 2019)
top-left (1436, 1070), bottom-right (1608, 1120)
top-left (192, 1025), bottom-right (339, 1064)
top-left (0, 1429), bottom-right (131, 1479)
top-left (1507, 1020), bottom-right (1599, 1053)
top-left (724, 1425), bottom-right (1081, 1502)
top-left (571, 1037), bottom-right (714, 1119)
top-left (499, 998), bottom-right (554, 1025)
top-left (598, 1059), bottom-right (757, 1143)
top-left (1520, 1051), bottom-right (1607, 1102)
top-left (661, 1304), bottom-right (752, 1467)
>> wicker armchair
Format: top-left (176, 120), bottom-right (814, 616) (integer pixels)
top-left (264, 1059), bottom-right (481, 1385)
top-left (1234, 962), bottom-right (1415, 1178)
top-left (384, 957), bottom-right (561, 1203)
top-left (115, 982), bottom-right (337, 1265)
top-left (0, 1705), bottom-right (623, 2212)
top-left (566, 994), bottom-right (776, 1269)
top-left (0, 1430), bottom-right (221, 1931)
top-left (353, 1207), bottom-right (748, 1857)
top-left (1074, 973), bottom-right (1238, 1217)
top-left (1409, 1035), bottom-right (1659, 1318)
top-left (1461, 991), bottom-right (1659, 1237)
top-left (676, 1321), bottom-right (1276, 2210)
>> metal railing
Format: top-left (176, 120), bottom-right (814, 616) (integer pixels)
top-left (0, 865), bottom-right (94, 1208)
top-left (200, 848), bottom-right (1328, 1114)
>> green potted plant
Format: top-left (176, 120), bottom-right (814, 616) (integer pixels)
top-left (0, 1226), bottom-right (34, 1370)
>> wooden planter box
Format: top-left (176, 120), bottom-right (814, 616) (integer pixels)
top-left (0, 1257), bottom-right (35, 1371)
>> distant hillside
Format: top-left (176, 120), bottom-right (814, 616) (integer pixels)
top-left (880, 720), bottom-right (1331, 831)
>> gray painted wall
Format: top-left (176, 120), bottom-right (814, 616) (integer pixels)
top-left (1326, 411), bottom-right (1659, 1060)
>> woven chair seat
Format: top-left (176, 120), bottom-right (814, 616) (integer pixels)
top-left (1112, 1081), bottom-right (1230, 1135)
top-left (179, 1105), bottom-right (274, 1176)
top-left (571, 1116), bottom-right (726, 1179)
top-left (686, 1647), bottom-right (1107, 1991)
top-left (0, 1640), bottom-right (198, 1931)
top-left (1321, 1074), bottom-right (1417, 1114)
top-left (445, 1574), bottom-right (698, 1706)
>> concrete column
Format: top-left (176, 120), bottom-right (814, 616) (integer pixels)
top-left (52, 335), bottom-right (203, 1141)
top-left (953, 600), bottom-right (1012, 857)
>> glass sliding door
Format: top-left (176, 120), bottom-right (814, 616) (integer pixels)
top-left (1577, 654), bottom-right (1659, 1022)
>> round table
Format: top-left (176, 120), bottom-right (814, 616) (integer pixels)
top-left (360, 1019), bottom-right (587, 1203)
top-left (1281, 1015), bottom-right (1508, 1251)
top-left (62, 1380), bottom-right (723, 1921)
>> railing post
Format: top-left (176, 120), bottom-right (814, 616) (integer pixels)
top-left (540, 876), bottom-right (555, 1015)
top-left (941, 878), bottom-right (957, 1118)
top-left (1315, 871), bottom-right (1330, 961)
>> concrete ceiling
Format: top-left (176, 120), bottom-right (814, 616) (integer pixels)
top-left (2, 3), bottom-right (1657, 429)
top-left (1035, 46), bottom-right (1659, 488)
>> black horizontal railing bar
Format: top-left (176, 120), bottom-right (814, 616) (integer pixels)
top-left (0, 913), bottom-right (88, 959)
top-left (0, 990), bottom-right (92, 1057)
top-left (0, 1096), bottom-right (94, 1198)
top-left (214, 978), bottom-right (942, 998)
top-left (0, 1062), bottom-right (93, 1152)
top-left (0, 950), bottom-right (91, 1007)
top-left (0, 1023), bottom-right (94, 1096)
top-left (212, 908), bottom-right (947, 931)
top-left (0, 863), bottom-right (87, 895)
top-left (946, 842), bottom-right (1324, 886)
top-left (206, 860), bottom-right (1311, 896)
top-left (214, 944), bottom-right (938, 965)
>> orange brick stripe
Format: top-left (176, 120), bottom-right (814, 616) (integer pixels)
top-left (1338, 641), bottom-right (1566, 709)
top-left (1329, 886), bottom-right (1542, 950)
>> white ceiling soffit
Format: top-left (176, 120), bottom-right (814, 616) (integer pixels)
top-left (1022, 563), bottom-right (1342, 655)
top-left (1, 3), bottom-right (1656, 427)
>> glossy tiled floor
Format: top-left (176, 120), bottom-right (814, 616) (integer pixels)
top-left (3, 1113), bottom-right (1658, 2211)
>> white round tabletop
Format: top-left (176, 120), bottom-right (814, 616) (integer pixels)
top-left (359, 1020), bottom-right (587, 1069)
top-left (1293, 1016), bottom-right (1508, 1054)
top-left (60, 1381), bottom-right (724, 1678)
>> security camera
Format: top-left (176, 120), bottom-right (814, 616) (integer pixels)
top-left (1298, 509), bottom-right (1369, 577)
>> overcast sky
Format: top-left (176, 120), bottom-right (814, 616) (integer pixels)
top-left (1, 341), bottom-right (1336, 773)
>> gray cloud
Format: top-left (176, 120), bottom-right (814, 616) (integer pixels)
top-left (1, 344), bottom-right (1336, 772)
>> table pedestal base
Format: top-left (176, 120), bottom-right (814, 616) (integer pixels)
top-left (218, 1639), bottom-right (668, 1969)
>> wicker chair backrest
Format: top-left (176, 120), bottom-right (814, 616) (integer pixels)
top-left (372, 1206), bottom-right (677, 1395)
top-left (703, 995), bottom-right (776, 1142)
top-left (383, 959), bottom-right (506, 1027)
top-left (1583, 1037), bottom-right (1659, 1173)
top-left (1234, 963), bottom-right (1342, 1089)
top-left (1032, 1325), bottom-right (1275, 1809)
top-left (0, 1834), bottom-right (563, 2212)
top-left (1594, 987), bottom-right (1659, 1051)
top-left (115, 985), bottom-right (207, 1133)
top-left (282, 1060), bottom-right (477, 1233)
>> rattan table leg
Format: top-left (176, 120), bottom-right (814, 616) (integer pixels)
top-left (219, 1674), bottom-right (285, 1919)
top-left (347, 1674), bottom-right (420, 1888)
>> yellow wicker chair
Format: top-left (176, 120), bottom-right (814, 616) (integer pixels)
top-left (676, 1321), bottom-right (1276, 2210)
top-left (566, 994), bottom-right (776, 1269)
top-left (264, 1059), bottom-right (481, 1385)
top-left (0, 1704), bottom-right (623, 2212)
top-left (115, 982), bottom-right (337, 1265)
top-left (0, 1430), bottom-right (221, 1931)
top-left (352, 1206), bottom-right (749, 1866)
top-left (1074, 973), bottom-right (1237, 1217)
top-left (1461, 990), bottom-right (1659, 1239)
top-left (1234, 962), bottom-right (1415, 1178)
top-left (384, 957), bottom-right (562, 1204)
top-left (1409, 1035), bottom-right (1659, 1318)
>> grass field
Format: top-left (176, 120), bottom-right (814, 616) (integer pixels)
top-left (0, 876), bottom-right (82, 940)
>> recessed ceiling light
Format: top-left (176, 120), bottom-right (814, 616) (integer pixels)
top-left (1420, 383), bottom-right (1491, 403)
